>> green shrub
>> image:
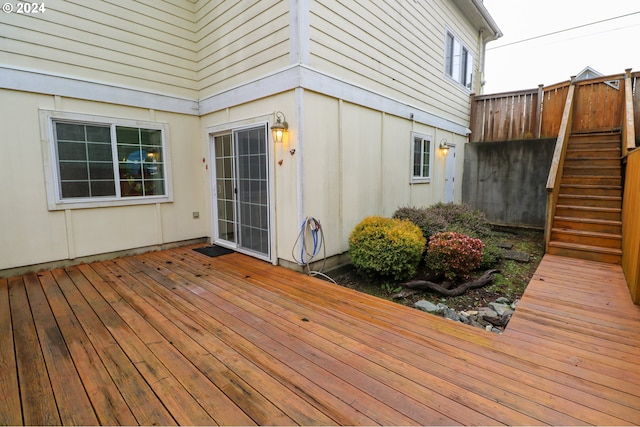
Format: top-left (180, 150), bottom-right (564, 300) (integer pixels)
top-left (426, 231), bottom-right (484, 282)
top-left (479, 237), bottom-right (503, 269)
top-left (348, 216), bottom-right (426, 281)
top-left (392, 206), bottom-right (447, 244)
top-left (424, 202), bottom-right (492, 238)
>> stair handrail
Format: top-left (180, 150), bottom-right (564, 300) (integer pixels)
top-left (623, 68), bottom-right (636, 157)
top-left (545, 81), bottom-right (576, 252)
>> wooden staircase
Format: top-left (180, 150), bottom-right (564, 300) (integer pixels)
top-left (547, 131), bottom-right (623, 263)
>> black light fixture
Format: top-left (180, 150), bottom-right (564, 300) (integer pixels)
top-left (271, 111), bottom-right (288, 143)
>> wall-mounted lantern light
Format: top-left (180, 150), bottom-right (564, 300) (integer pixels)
top-left (439, 139), bottom-right (450, 156)
top-left (271, 111), bottom-right (288, 143)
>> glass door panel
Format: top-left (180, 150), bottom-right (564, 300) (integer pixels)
top-left (235, 127), bottom-right (270, 256)
top-left (214, 134), bottom-right (236, 243)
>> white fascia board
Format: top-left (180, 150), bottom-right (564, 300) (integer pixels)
top-left (2, 64), bottom-right (470, 135)
top-left (0, 66), bottom-right (199, 115)
top-left (298, 66), bottom-right (471, 135)
top-left (197, 65), bottom-right (301, 115)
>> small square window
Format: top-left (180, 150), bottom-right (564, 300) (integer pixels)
top-left (412, 133), bottom-right (432, 182)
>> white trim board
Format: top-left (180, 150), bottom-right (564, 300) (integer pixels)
top-left (2, 64), bottom-right (471, 135)
top-left (2, 66), bottom-right (199, 115)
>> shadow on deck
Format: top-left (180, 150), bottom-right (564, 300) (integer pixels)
top-left (1, 246), bottom-right (639, 425)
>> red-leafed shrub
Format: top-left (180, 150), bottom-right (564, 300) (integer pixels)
top-left (426, 231), bottom-right (484, 282)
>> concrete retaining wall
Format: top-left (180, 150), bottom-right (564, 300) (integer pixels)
top-left (462, 139), bottom-right (555, 228)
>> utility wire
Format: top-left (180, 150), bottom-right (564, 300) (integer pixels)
top-left (488, 10), bottom-right (640, 50)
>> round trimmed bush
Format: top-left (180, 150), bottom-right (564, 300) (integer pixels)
top-left (426, 231), bottom-right (484, 282)
top-left (348, 216), bottom-right (426, 281)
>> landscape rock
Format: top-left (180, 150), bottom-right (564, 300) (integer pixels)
top-left (488, 302), bottom-right (514, 316)
top-left (414, 300), bottom-right (441, 314)
top-left (414, 297), bottom-right (517, 334)
top-left (443, 308), bottom-right (460, 322)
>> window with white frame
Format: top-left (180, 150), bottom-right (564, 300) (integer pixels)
top-left (412, 133), bottom-right (432, 182)
top-left (42, 111), bottom-right (171, 209)
top-left (445, 31), bottom-right (474, 90)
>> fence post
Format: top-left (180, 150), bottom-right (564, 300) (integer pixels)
top-left (535, 84), bottom-right (544, 139)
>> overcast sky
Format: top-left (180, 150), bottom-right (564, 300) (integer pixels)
top-left (481, 1), bottom-right (640, 94)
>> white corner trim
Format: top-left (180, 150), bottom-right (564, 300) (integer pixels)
top-left (1, 66), bottom-right (199, 115)
top-left (289, 0), bottom-right (310, 65)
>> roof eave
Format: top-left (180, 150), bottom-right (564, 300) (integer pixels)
top-left (452, 0), bottom-right (503, 41)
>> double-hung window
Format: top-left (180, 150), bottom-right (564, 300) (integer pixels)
top-left (42, 111), bottom-right (172, 209)
top-left (412, 133), bottom-right (432, 183)
top-left (445, 31), bottom-right (474, 90)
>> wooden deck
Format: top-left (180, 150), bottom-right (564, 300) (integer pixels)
top-left (2, 247), bottom-right (640, 425)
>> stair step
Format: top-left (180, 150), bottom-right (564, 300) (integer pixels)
top-left (547, 241), bottom-right (622, 264)
top-left (550, 228), bottom-right (621, 249)
top-left (569, 131), bottom-right (621, 142)
top-left (561, 176), bottom-right (621, 186)
top-left (557, 193), bottom-right (621, 208)
top-left (565, 148), bottom-right (620, 158)
top-left (551, 130), bottom-right (622, 264)
top-left (564, 157), bottom-right (620, 165)
top-left (555, 205), bottom-right (621, 221)
top-left (559, 184), bottom-right (621, 196)
top-left (562, 166), bottom-right (621, 176)
top-left (553, 216), bottom-right (621, 234)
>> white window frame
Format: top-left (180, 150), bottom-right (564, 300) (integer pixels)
top-left (39, 109), bottom-right (173, 210)
top-left (445, 30), bottom-right (474, 90)
top-left (411, 132), bottom-right (433, 183)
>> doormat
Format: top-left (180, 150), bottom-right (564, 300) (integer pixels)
top-left (193, 245), bottom-right (235, 258)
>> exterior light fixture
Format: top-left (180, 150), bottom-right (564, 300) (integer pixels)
top-left (271, 111), bottom-right (288, 143)
top-left (439, 139), bottom-right (450, 155)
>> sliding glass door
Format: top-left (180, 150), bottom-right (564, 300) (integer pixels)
top-left (213, 125), bottom-right (270, 258)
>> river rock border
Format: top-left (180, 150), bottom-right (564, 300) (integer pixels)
top-left (414, 297), bottom-right (518, 334)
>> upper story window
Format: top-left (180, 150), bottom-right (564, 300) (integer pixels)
top-left (41, 110), bottom-right (172, 210)
top-left (412, 133), bottom-right (432, 183)
top-left (445, 31), bottom-right (474, 90)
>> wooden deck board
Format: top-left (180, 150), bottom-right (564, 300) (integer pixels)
top-left (2, 247), bottom-right (640, 425)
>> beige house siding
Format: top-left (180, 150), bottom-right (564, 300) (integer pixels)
top-left (195, 0), bottom-right (292, 98)
top-left (308, 0), bottom-right (481, 124)
top-left (0, 0), bottom-right (499, 273)
top-left (0, 89), bottom-right (207, 271)
top-left (301, 91), bottom-right (464, 259)
top-left (0, 1), bottom-right (198, 98)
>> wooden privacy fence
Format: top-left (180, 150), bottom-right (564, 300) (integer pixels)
top-left (622, 148), bottom-right (640, 304)
top-left (470, 72), bottom-right (636, 143)
top-left (632, 71), bottom-right (640, 144)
